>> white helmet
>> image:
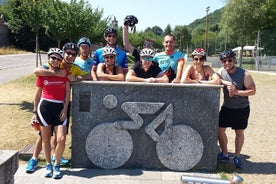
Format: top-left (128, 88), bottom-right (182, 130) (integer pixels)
top-left (140, 48), bottom-right (155, 57)
top-left (102, 47), bottom-right (116, 56)
top-left (47, 48), bottom-right (63, 59)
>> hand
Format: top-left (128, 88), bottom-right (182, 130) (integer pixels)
top-left (227, 84), bottom-right (236, 97)
top-left (172, 78), bottom-right (180, 83)
top-left (146, 78), bottom-right (156, 83)
top-left (59, 109), bottom-right (67, 121)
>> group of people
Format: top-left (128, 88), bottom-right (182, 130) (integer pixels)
top-left (25, 21), bottom-right (256, 179)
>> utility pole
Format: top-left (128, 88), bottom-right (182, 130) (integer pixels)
top-left (205, 6), bottom-right (210, 56)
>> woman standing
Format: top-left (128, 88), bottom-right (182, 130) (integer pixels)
top-left (33, 48), bottom-right (70, 179)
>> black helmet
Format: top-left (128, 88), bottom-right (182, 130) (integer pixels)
top-left (62, 42), bottom-right (79, 53)
top-left (124, 15), bottom-right (138, 27)
top-left (104, 27), bottom-right (118, 37)
top-left (220, 50), bottom-right (236, 60)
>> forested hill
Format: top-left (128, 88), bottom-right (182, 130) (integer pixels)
top-left (188, 8), bottom-right (223, 33)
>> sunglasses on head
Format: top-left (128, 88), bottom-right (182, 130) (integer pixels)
top-left (65, 51), bottom-right (77, 57)
top-left (221, 58), bottom-right (233, 63)
top-left (193, 57), bottom-right (204, 62)
top-left (50, 56), bottom-right (62, 61)
top-left (104, 55), bottom-right (115, 59)
top-left (142, 57), bottom-right (153, 61)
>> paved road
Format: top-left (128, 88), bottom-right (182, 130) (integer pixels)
top-left (0, 53), bottom-right (47, 85)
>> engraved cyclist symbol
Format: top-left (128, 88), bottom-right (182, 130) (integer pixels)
top-left (85, 95), bottom-right (204, 171)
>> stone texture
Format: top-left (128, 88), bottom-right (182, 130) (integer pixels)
top-left (0, 150), bottom-right (19, 184)
top-left (71, 81), bottom-right (221, 171)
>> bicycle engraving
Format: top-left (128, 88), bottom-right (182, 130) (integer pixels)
top-left (85, 95), bottom-right (204, 171)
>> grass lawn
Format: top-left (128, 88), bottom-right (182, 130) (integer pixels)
top-left (0, 69), bottom-right (276, 180)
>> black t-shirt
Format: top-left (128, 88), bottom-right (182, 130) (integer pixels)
top-left (132, 48), bottom-right (140, 62)
top-left (131, 62), bottom-right (163, 78)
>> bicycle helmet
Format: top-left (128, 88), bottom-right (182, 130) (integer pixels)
top-left (62, 42), bottom-right (79, 53)
top-left (220, 50), bottom-right (236, 60)
top-left (191, 48), bottom-right (206, 59)
top-left (47, 48), bottom-right (63, 59)
top-left (140, 48), bottom-right (155, 57)
top-left (104, 27), bottom-right (118, 37)
top-left (124, 15), bottom-right (138, 27)
top-left (77, 37), bottom-right (91, 47)
top-left (102, 47), bottom-right (116, 56)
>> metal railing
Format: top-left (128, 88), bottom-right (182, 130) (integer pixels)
top-left (181, 174), bottom-right (243, 184)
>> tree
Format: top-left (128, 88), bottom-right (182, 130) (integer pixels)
top-left (44, 0), bottom-right (107, 48)
top-left (162, 24), bottom-right (172, 37)
top-left (220, 0), bottom-right (272, 65)
top-left (173, 25), bottom-right (191, 52)
top-left (19, 0), bottom-right (47, 66)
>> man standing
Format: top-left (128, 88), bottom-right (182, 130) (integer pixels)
top-left (153, 34), bottom-right (185, 83)
top-left (74, 37), bottom-right (93, 78)
top-left (217, 50), bottom-right (256, 169)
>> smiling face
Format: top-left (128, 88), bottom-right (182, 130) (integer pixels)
top-left (104, 54), bottom-right (116, 66)
top-left (163, 35), bottom-right (175, 52)
top-left (48, 53), bottom-right (63, 69)
top-left (105, 33), bottom-right (117, 47)
top-left (192, 55), bottom-right (205, 67)
top-left (221, 57), bottom-right (236, 72)
top-left (64, 49), bottom-right (77, 65)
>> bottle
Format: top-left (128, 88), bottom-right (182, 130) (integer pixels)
top-left (31, 120), bottom-right (41, 132)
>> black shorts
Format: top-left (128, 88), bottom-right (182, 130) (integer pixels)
top-left (219, 106), bottom-right (250, 130)
top-left (37, 99), bottom-right (68, 127)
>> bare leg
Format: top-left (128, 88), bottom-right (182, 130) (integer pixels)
top-left (218, 127), bottom-right (228, 155)
top-left (54, 125), bottom-right (67, 165)
top-left (234, 129), bottom-right (244, 157)
top-left (32, 135), bottom-right (42, 159)
top-left (40, 126), bottom-right (52, 164)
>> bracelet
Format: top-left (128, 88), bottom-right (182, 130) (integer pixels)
top-left (33, 111), bottom-right (37, 114)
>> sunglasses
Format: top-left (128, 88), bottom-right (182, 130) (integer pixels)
top-left (104, 55), bottom-right (115, 59)
top-left (193, 57), bottom-right (204, 62)
top-left (50, 56), bottom-right (62, 61)
top-left (222, 59), bottom-right (233, 63)
top-left (107, 34), bottom-right (116, 38)
top-left (142, 57), bottom-right (153, 61)
top-left (66, 51), bottom-right (77, 57)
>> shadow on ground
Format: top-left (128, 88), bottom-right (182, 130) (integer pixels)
top-left (218, 153), bottom-right (276, 174)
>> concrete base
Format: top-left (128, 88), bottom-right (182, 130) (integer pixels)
top-left (0, 150), bottom-right (19, 184)
top-left (71, 81), bottom-right (222, 171)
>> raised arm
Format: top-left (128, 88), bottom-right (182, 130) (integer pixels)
top-left (123, 25), bottom-right (135, 54)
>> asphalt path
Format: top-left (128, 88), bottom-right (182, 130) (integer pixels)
top-left (0, 53), bottom-right (47, 85)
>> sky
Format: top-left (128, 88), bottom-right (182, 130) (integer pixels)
top-left (77, 0), bottom-right (226, 31)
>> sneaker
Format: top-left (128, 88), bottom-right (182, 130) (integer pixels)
top-left (234, 156), bottom-right (242, 169)
top-left (44, 163), bottom-right (53, 178)
top-left (51, 155), bottom-right (69, 166)
top-left (53, 164), bottom-right (63, 179)
top-left (217, 152), bottom-right (230, 162)
top-left (25, 158), bottom-right (38, 173)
